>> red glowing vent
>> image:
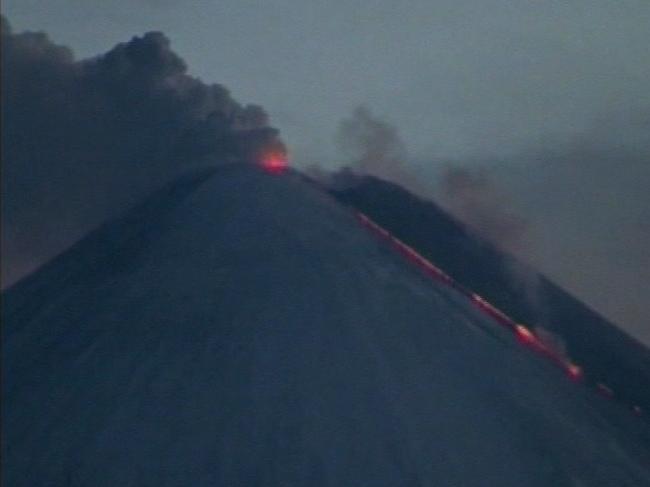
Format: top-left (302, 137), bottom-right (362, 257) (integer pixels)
top-left (260, 150), bottom-right (289, 174)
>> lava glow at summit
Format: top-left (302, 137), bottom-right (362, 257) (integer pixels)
top-left (260, 149), bottom-right (289, 174)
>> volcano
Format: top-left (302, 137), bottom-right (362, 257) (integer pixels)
top-left (3, 163), bottom-right (650, 486)
top-left (329, 174), bottom-right (650, 416)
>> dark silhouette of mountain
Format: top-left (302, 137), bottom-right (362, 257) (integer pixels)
top-left (329, 173), bottom-right (650, 417)
top-left (3, 164), bottom-right (650, 486)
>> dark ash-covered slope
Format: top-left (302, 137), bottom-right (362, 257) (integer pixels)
top-left (3, 164), bottom-right (650, 486)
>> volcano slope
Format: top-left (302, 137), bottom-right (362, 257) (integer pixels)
top-left (3, 164), bottom-right (650, 486)
top-left (329, 175), bottom-right (650, 416)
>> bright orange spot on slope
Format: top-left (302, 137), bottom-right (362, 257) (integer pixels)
top-left (565, 363), bottom-right (583, 382)
top-left (515, 324), bottom-right (537, 346)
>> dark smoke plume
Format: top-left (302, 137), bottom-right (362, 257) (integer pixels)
top-left (1, 16), bottom-right (283, 287)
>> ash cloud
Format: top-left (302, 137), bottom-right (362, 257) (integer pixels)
top-left (1, 16), bottom-right (283, 287)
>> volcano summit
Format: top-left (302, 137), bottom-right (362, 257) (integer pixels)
top-left (3, 164), bottom-right (650, 486)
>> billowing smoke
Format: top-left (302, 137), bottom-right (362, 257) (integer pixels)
top-left (1, 16), bottom-right (284, 287)
top-left (332, 105), bottom-right (530, 254)
top-left (335, 105), bottom-right (422, 193)
top-left (328, 104), bottom-right (650, 343)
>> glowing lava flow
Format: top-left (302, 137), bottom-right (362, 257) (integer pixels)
top-left (354, 212), bottom-right (645, 408)
top-left (260, 150), bottom-right (289, 174)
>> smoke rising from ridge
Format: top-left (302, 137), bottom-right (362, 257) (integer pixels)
top-left (334, 106), bottom-right (529, 254)
top-left (330, 104), bottom-right (650, 344)
top-left (335, 106), bottom-right (421, 193)
top-left (1, 16), bottom-right (283, 287)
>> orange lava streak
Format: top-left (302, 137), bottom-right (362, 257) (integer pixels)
top-left (357, 213), bottom-right (589, 384)
top-left (260, 150), bottom-right (289, 174)
top-left (354, 211), bottom-right (650, 414)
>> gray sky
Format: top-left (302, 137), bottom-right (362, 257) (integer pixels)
top-left (3, 0), bottom-right (649, 343)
